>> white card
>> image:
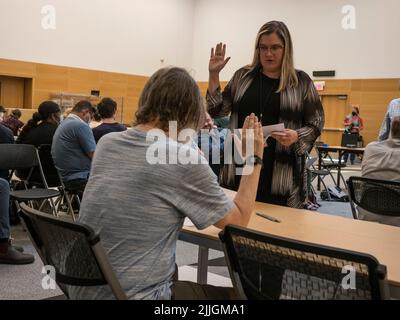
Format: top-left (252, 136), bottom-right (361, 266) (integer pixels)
top-left (262, 123), bottom-right (285, 140)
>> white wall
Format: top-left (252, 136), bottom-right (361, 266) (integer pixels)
top-left (0, 0), bottom-right (195, 76)
top-left (1, 0), bottom-right (399, 80)
top-left (192, 0), bottom-right (400, 81)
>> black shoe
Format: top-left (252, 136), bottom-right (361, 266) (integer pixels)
top-left (0, 245), bottom-right (34, 265)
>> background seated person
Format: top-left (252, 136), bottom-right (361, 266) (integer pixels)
top-left (92, 97), bottom-right (127, 143)
top-left (360, 116), bottom-right (400, 226)
top-left (16, 101), bottom-right (61, 186)
top-left (197, 112), bottom-right (228, 178)
top-left (52, 100), bottom-right (96, 196)
top-left (89, 108), bottom-right (102, 129)
top-left (2, 109), bottom-right (24, 136)
top-left (68, 67), bottom-right (264, 300)
top-left (0, 106), bottom-right (6, 122)
top-left (0, 123), bottom-right (14, 180)
top-left (0, 178), bottom-right (35, 265)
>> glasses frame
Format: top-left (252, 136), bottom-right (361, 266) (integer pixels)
top-left (257, 44), bottom-right (285, 54)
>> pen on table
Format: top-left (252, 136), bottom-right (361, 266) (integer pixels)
top-left (256, 212), bottom-right (281, 223)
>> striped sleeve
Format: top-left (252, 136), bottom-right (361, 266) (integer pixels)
top-left (206, 81), bottom-right (234, 119)
top-left (294, 77), bottom-right (325, 155)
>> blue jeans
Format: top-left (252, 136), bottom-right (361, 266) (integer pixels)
top-left (0, 178), bottom-right (10, 240)
top-left (342, 152), bottom-right (355, 164)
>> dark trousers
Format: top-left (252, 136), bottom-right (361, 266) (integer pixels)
top-left (64, 178), bottom-right (88, 199)
top-left (171, 281), bottom-right (237, 300)
top-left (171, 264), bottom-right (237, 300)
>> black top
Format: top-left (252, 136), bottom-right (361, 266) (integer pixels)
top-left (92, 123), bottom-right (127, 143)
top-left (236, 72), bottom-right (287, 205)
top-left (16, 122), bottom-right (58, 185)
top-left (0, 124), bottom-right (14, 180)
top-left (17, 122), bottom-right (58, 147)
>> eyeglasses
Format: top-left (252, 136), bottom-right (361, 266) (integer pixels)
top-left (257, 44), bottom-right (284, 54)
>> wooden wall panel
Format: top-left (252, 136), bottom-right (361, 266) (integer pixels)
top-left (0, 59), bottom-right (36, 77)
top-left (321, 95), bottom-right (348, 129)
top-left (35, 64), bottom-right (69, 92)
top-left (33, 90), bottom-right (54, 108)
top-left (68, 68), bottom-right (100, 94)
top-left (321, 80), bottom-right (351, 93)
top-left (361, 79), bottom-right (400, 92)
top-left (1, 58), bottom-right (399, 135)
top-left (320, 131), bottom-right (342, 146)
top-left (24, 78), bottom-right (33, 108)
top-left (0, 76), bottom-right (25, 108)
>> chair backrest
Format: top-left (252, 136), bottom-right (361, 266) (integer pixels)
top-left (347, 176), bottom-right (400, 217)
top-left (219, 225), bottom-right (389, 300)
top-left (19, 203), bottom-right (127, 300)
top-left (0, 144), bottom-right (49, 186)
top-left (37, 144), bottom-right (63, 188)
top-left (341, 133), bottom-right (358, 147)
top-left (305, 155), bottom-right (317, 169)
top-left (0, 143), bottom-right (39, 171)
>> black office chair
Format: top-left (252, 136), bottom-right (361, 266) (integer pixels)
top-left (347, 176), bottom-right (400, 221)
top-left (219, 225), bottom-right (389, 300)
top-left (19, 203), bottom-right (127, 300)
top-left (315, 147), bottom-right (347, 188)
top-left (38, 144), bottom-right (80, 221)
top-left (0, 144), bottom-right (60, 215)
top-left (306, 155), bottom-right (332, 201)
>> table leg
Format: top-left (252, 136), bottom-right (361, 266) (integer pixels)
top-left (197, 246), bottom-right (209, 284)
top-left (337, 151), bottom-right (343, 188)
top-left (317, 150), bottom-right (322, 191)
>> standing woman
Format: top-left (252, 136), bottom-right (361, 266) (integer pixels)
top-left (342, 105), bottom-right (364, 165)
top-left (207, 21), bottom-right (324, 208)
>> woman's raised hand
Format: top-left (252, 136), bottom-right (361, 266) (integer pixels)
top-left (209, 43), bottom-right (231, 74)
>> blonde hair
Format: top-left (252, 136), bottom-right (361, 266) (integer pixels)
top-left (249, 21), bottom-right (298, 92)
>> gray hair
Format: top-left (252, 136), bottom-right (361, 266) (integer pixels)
top-left (135, 67), bottom-right (206, 132)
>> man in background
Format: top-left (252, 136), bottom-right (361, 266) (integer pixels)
top-left (52, 100), bottom-right (96, 196)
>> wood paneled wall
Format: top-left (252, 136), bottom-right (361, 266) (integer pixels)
top-left (319, 79), bottom-right (400, 145)
top-left (1, 57), bottom-right (399, 140)
top-left (0, 75), bottom-right (26, 108)
top-left (199, 79), bottom-right (400, 146)
top-left (0, 58), bottom-right (148, 125)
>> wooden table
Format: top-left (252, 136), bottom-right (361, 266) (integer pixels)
top-left (179, 197), bottom-right (400, 298)
top-left (316, 145), bottom-right (365, 188)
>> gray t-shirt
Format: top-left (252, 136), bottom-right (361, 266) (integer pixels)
top-left (52, 116), bottom-right (96, 182)
top-left (69, 128), bottom-right (234, 300)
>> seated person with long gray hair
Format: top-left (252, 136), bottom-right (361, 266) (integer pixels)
top-left (360, 116), bottom-right (400, 226)
top-left (69, 67), bottom-right (264, 300)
